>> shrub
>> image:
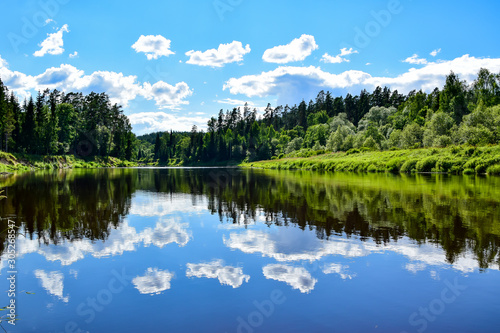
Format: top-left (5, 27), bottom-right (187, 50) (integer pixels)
top-left (346, 148), bottom-right (360, 155)
top-left (486, 164), bottom-right (500, 175)
top-left (415, 156), bottom-right (438, 172)
top-left (400, 159), bottom-right (418, 173)
top-left (463, 168), bottom-right (475, 175)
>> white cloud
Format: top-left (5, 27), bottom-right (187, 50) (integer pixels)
top-left (224, 55), bottom-right (500, 104)
top-left (131, 35), bottom-right (174, 60)
top-left (405, 262), bottom-right (427, 274)
top-left (142, 219), bottom-right (191, 248)
top-left (34, 270), bottom-right (69, 302)
top-left (185, 41), bottom-right (251, 67)
top-left (0, 58), bottom-right (192, 109)
top-left (44, 19), bottom-right (55, 25)
top-left (402, 54), bottom-right (428, 65)
top-left (224, 65), bottom-right (371, 98)
top-left (141, 80), bottom-right (192, 109)
top-left (430, 48), bottom-right (442, 57)
top-left (130, 192), bottom-right (207, 217)
top-left (262, 34), bottom-right (318, 64)
top-left (321, 47), bottom-right (358, 64)
top-left (129, 111), bottom-right (209, 134)
top-left (132, 268), bottom-right (174, 295)
top-left (5, 218), bottom-right (191, 266)
top-left (263, 264), bottom-right (317, 293)
top-left (0, 55), bottom-right (7, 68)
top-left (215, 98), bottom-right (250, 106)
top-left (34, 24), bottom-right (69, 57)
top-left (322, 263), bottom-right (355, 280)
top-left (223, 226), bottom-right (496, 274)
top-left (186, 260), bottom-right (250, 288)
top-left (69, 51), bottom-right (78, 58)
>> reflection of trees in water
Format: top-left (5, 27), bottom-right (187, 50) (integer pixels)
top-left (133, 168), bottom-right (500, 269)
top-left (0, 169), bottom-right (135, 254)
top-left (1, 168), bottom-right (499, 269)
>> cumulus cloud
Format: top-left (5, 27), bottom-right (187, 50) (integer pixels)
top-left (185, 41), bottom-right (251, 67)
top-left (141, 81), bottom-right (192, 109)
top-left (223, 65), bottom-right (371, 99)
top-left (186, 260), bottom-right (250, 288)
top-left (142, 219), bottom-right (191, 248)
top-left (6, 218), bottom-right (191, 266)
top-left (430, 48), bottom-right (442, 57)
top-left (34, 24), bottom-right (69, 57)
top-left (402, 54), bottom-right (428, 65)
top-left (129, 111), bottom-right (209, 134)
top-left (69, 51), bottom-right (78, 58)
top-left (0, 55), bottom-right (8, 68)
top-left (223, 226), bottom-right (493, 274)
top-left (0, 57), bottom-right (192, 109)
top-left (224, 55), bottom-right (500, 105)
top-left (321, 47), bottom-right (358, 64)
top-left (132, 268), bottom-right (174, 294)
top-left (131, 35), bottom-right (175, 60)
top-left (130, 193), bottom-right (207, 216)
top-left (322, 263), bottom-right (355, 280)
top-left (34, 270), bottom-right (69, 302)
top-left (263, 264), bottom-right (317, 293)
top-left (262, 34), bottom-right (318, 64)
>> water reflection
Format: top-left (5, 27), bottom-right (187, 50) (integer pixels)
top-left (132, 268), bottom-right (174, 295)
top-left (1, 168), bottom-right (499, 332)
top-left (186, 260), bottom-right (250, 288)
top-left (33, 270), bottom-right (69, 302)
top-left (1, 168), bottom-right (499, 270)
top-left (262, 264), bottom-right (317, 293)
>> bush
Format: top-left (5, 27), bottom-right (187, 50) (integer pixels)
top-left (400, 159), bottom-right (418, 173)
top-left (416, 156), bottom-right (438, 172)
top-left (486, 164), bottom-right (500, 175)
top-left (386, 158), bottom-right (404, 173)
top-left (346, 148), bottom-right (360, 155)
top-left (463, 168), bottom-right (475, 175)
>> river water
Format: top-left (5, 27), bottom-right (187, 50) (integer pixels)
top-left (0, 168), bottom-right (499, 332)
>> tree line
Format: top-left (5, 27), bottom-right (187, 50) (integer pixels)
top-left (1, 68), bottom-right (499, 164)
top-left (0, 78), bottom-right (135, 160)
top-left (139, 68), bottom-right (500, 164)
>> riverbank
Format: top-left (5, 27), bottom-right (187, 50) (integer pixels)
top-left (0, 151), bottom-right (136, 172)
top-left (241, 145), bottom-right (500, 175)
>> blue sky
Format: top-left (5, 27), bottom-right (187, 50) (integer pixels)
top-left (1, 0), bottom-right (500, 134)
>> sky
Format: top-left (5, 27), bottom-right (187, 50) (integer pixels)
top-left (1, 0), bottom-right (500, 135)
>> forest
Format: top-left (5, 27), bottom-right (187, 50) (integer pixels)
top-left (137, 68), bottom-right (500, 165)
top-left (0, 79), bottom-right (135, 161)
top-left (1, 68), bottom-right (500, 166)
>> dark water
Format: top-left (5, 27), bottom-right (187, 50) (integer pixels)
top-left (0, 168), bottom-right (499, 333)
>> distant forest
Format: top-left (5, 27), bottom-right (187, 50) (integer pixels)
top-left (1, 68), bottom-right (499, 164)
top-left (0, 80), bottom-right (135, 160)
top-left (137, 68), bottom-right (500, 164)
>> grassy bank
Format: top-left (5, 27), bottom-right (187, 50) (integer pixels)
top-left (242, 145), bottom-right (500, 175)
top-left (0, 151), bottom-right (136, 172)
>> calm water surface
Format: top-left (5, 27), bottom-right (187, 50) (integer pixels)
top-left (0, 168), bottom-right (499, 333)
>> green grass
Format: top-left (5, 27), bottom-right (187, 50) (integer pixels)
top-left (241, 145), bottom-right (500, 175)
top-left (0, 152), bottom-right (137, 172)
